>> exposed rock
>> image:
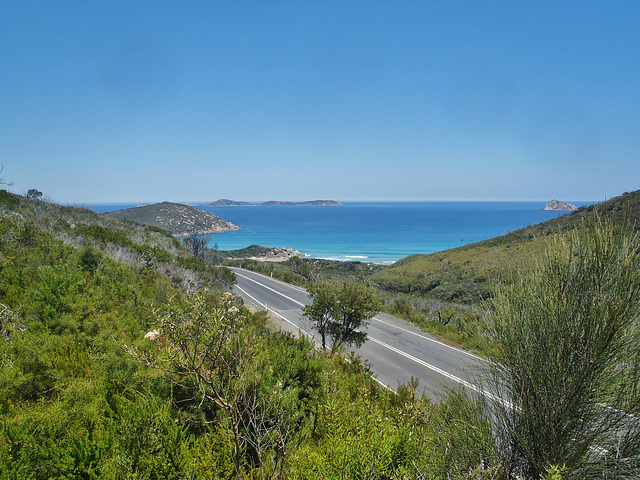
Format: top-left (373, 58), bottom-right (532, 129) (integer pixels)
top-left (104, 202), bottom-right (239, 236)
top-left (248, 247), bottom-right (304, 262)
top-left (543, 199), bottom-right (577, 211)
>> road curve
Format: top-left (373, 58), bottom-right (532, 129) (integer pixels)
top-left (230, 267), bottom-right (488, 401)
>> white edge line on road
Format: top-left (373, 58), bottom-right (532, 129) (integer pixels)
top-left (368, 336), bottom-right (512, 410)
top-left (233, 269), bottom-right (504, 402)
top-left (234, 271), bottom-right (307, 307)
top-left (235, 269), bottom-right (480, 361)
top-left (230, 267), bottom-right (308, 294)
top-left (234, 272), bottom-right (398, 391)
top-left (371, 316), bottom-right (482, 360)
top-left (234, 284), bottom-right (314, 338)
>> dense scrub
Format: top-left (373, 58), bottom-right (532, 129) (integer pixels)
top-left (485, 218), bottom-right (640, 478)
top-left (5, 189), bottom-right (636, 478)
top-left (0, 192), bottom-right (500, 478)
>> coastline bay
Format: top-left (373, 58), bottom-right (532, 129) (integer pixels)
top-left (201, 202), bottom-right (591, 263)
top-left (89, 201), bottom-right (593, 264)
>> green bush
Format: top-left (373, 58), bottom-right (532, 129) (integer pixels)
top-left (132, 243), bottom-right (173, 264)
top-left (75, 224), bottom-right (131, 246)
top-left (0, 189), bottom-right (19, 208)
top-left (486, 218), bottom-right (640, 479)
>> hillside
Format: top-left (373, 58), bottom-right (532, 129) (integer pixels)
top-left (383, 189), bottom-right (640, 280)
top-left (356, 189), bottom-right (640, 350)
top-left (0, 189), bottom-right (501, 478)
top-left (104, 201), bottom-right (238, 236)
top-left (229, 189), bottom-right (640, 353)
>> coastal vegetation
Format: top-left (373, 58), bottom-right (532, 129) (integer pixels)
top-left (227, 190), bottom-right (640, 355)
top-left (368, 190), bottom-right (640, 352)
top-left (485, 217), bottom-right (640, 478)
top-left (303, 280), bottom-right (382, 350)
top-left (2, 186), bottom-right (639, 478)
top-left (229, 196), bottom-right (640, 477)
top-left (105, 202), bottom-right (238, 236)
top-left (0, 190), bottom-right (497, 478)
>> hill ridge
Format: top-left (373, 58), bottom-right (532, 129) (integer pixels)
top-left (104, 202), bottom-right (239, 236)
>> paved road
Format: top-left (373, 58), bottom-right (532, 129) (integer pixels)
top-left (230, 267), bottom-right (490, 401)
top-left (231, 268), bottom-right (638, 462)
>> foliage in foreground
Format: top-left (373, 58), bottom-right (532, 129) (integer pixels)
top-left (7, 188), bottom-right (639, 478)
top-left (485, 218), bottom-right (640, 479)
top-left (0, 191), bottom-right (498, 479)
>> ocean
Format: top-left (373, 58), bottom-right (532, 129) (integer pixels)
top-left (88, 201), bottom-right (594, 264)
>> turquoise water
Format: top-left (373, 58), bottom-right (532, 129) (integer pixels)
top-left (89, 201), bottom-right (592, 264)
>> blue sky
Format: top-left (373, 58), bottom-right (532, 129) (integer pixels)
top-left (2, 1), bottom-right (639, 203)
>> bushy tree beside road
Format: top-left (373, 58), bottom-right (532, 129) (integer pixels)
top-left (304, 280), bottom-right (381, 351)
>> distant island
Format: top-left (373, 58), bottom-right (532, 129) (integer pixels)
top-left (104, 202), bottom-right (239, 236)
top-left (543, 199), bottom-right (578, 211)
top-left (205, 199), bottom-right (342, 207)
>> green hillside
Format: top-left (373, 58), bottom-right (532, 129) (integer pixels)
top-left (2, 189), bottom-right (638, 478)
top-left (364, 189), bottom-right (640, 350)
top-left (0, 190), bottom-right (502, 478)
top-left (105, 202), bottom-right (238, 236)
top-left (230, 190), bottom-right (640, 353)
top-left (394, 190), bottom-right (639, 274)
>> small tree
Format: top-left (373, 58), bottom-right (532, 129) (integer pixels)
top-left (26, 188), bottom-right (43, 200)
top-left (137, 291), bottom-right (305, 479)
top-left (304, 280), bottom-right (381, 351)
top-left (486, 217), bottom-right (640, 479)
top-left (183, 232), bottom-right (211, 259)
top-left (303, 280), bottom-right (337, 350)
top-left (139, 292), bottom-right (246, 477)
top-left (0, 164), bottom-right (13, 187)
top-left (211, 242), bottom-right (220, 265)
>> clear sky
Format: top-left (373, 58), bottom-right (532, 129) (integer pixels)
top-left (2, 1), bottom-right (639, 203)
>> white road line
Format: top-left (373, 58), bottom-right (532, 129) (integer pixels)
top-left (234, 283), bottom-right (314, 337)
top-left (371, 316), bottom-right (482, 360)
top-left (234, 271), bottom-right (307, 307)
top-left (233, 281), bottom-right (405, 391)
top-left (233, 269), bottom-right (508, 405)
top-left (236, 269), bottom-right (479, 360)
top-left (368, 337), bottom-right (512, 409)
top-left (230, 268), bottom-right (309, 294)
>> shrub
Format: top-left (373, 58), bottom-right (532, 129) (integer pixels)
top-left (486, 218), bottom-right (640, 479)
top-left (75, 224), bottom-right (131, 246)
top-left (0, 189), bottom-right (19, 208)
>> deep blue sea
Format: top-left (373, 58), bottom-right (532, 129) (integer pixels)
top-left (88, 201), bottom-right (594, 264)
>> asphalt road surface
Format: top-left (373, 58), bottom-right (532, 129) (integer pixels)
top-left (230, 267), bottom-right (494, 402)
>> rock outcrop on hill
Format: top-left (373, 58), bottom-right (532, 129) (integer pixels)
top-left (543, 199), bottom-right (578, 211)
top-left (247, 247), bottom-right (303, 262)
top-left (104, 202), bottom-right (239, 236)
